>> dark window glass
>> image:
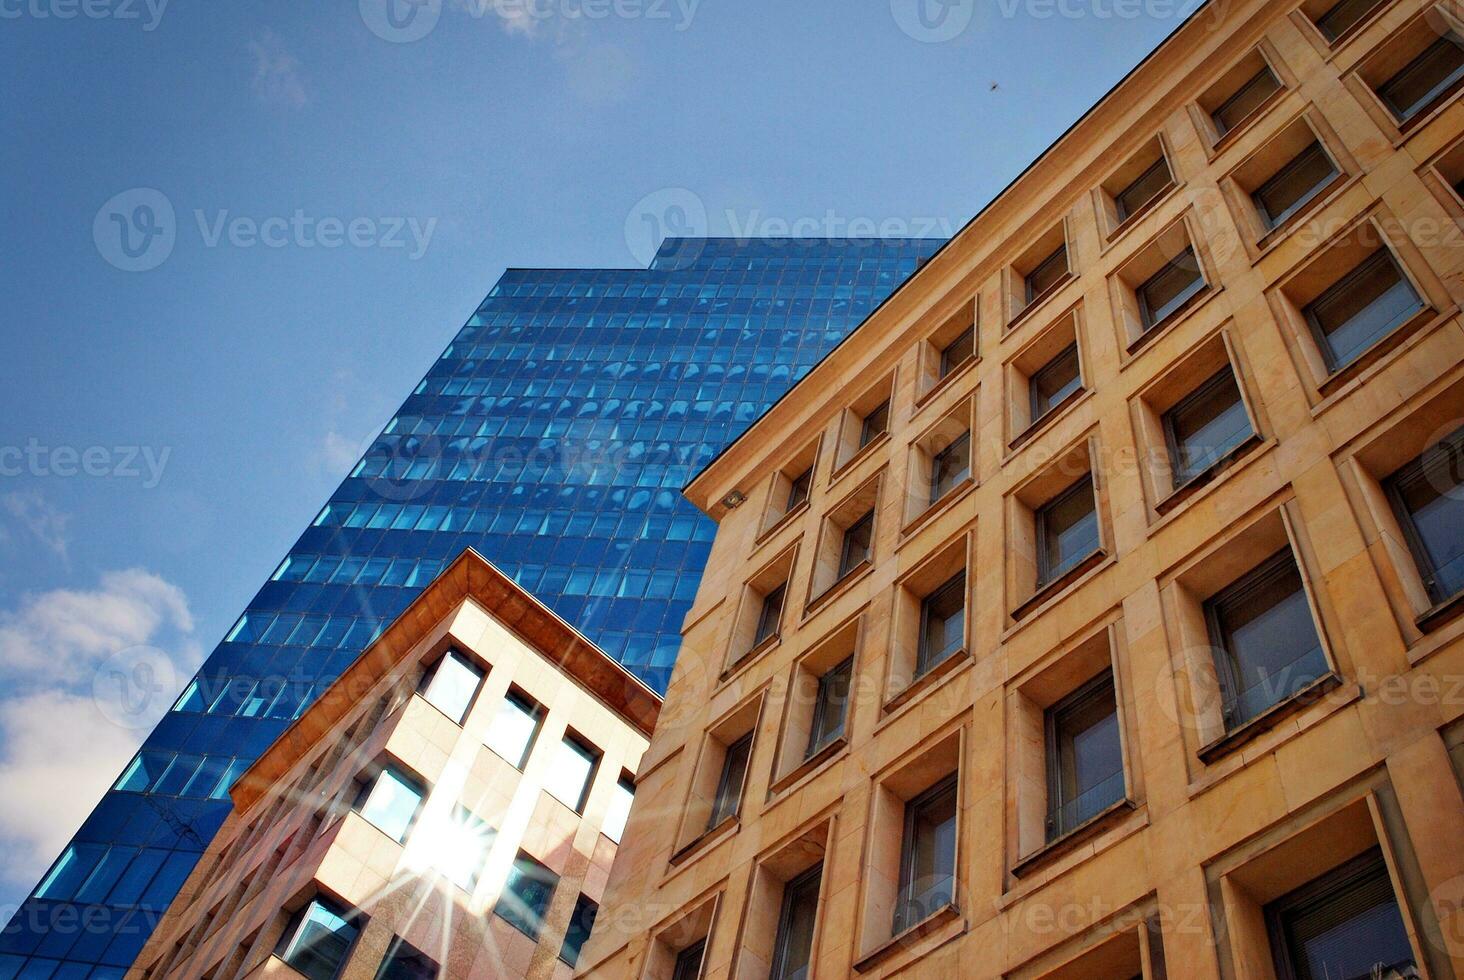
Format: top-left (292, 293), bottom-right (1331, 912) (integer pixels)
top-left (672, 940), bottom-right (706, 980)
top-left (939, 327), bottom-right (975, 377)
top-left (918, 572), bottom-right (966, 675)
top-left (1377, 34), bottom-right (1464, 121)
top-left (494, 854), bottom-right (560, 940)
top-left (860, 400), bottom-right (890, 448)
top-left (1213, 66), bottom-right (1281, 135)
top-left (806, 657), bottom-right (854, 757)
top-left (560, 895), bottom-right (599, 967)
top-left (708, 733), bottom-right (753, 828)
top-left (1385, 425), bottom-right (1464, 603)
top-left (277, 897), bottom-right (359, 980)
top-left (753, 583), bottom-right (787, 647)
top-left (1163, 368), bottom-right (1253, 485)
top-left (838, 512), bottom-right (874, 578)
top-left (786, 468), bottom-right (813, 513)
top-left (770, 864), bottom-right (822, 980)
top-left (1029, 343), bottom-right (1083, 424)
top-left (1253, 142), bottom-right (1339, 230)
top-left (894, 775), bottom-right (958, 934)
top-left (1315, 0), bottom-right (1384, 40)
top-left (1025, 245), bottom-right (1069, 304)
top-left (1206, 551), bottom-right (1328, 728)
top-left (375, 938), bottom-right (437, 980)
top-left (930, 432), bottom-right (972, 503)
top-left (1303, 250), bottom-right (1423, 371)
top-left (1036, 477), bottom-right (1100, 586)
top-left (1114, 157), bottom-right (1174, 221)
top-left (1265, 849), bottom-right (1415, 980)
top-left (1138, 248), bottom-right (1206, 330)
top-left (1046, 674), bottom-right (1125, 840)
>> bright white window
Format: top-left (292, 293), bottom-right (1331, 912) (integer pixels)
top-left (484, 690), bottom-right (543, 769)
top-left (420, 650), bottom-right (484, 724)
top-left (544, 735), bottom-right (599, 813)
top-left (601, 776), bottom-right (635, 844)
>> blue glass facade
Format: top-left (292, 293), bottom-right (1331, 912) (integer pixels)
top-left (0, 236), bottom-right (944, 977)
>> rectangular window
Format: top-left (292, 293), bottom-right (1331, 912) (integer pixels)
top-left (806, 657), bottom-right (854, 757)
top-left (545, 735), bottom-right (600, 813)
top-left (494, 853), bottom-right (560, 940)
top-left (770, 864), bottom-right (822, 980)
top-left (1205, 551), bottom-right (1328, 728)
top-left (1303, 250), bottom-right (1424, 372)
top-left (1114, 157), bottom-right (1173, 221)
top-left (860, 400), bottom-right (891, 448)
top-left (1377, 34), bottom-right (1464, 122)
top-left (1137, 248), bottom-right (1206, 330)
top-left (560, 895), bottom-right (599, 967)
top-left (434, 807), bottom-right (494, 891)
top-left (1213, 66), bottom-right (1281, 135)
top-left (601, 775), bottom-right (636, 844)
top-left (1253, 142), bottom-right (1339, 230)
top-left (786, 468), bottom-right (813, 513)
top-left (1162, 368), bottom-right (1253, 485)
top-left (1025, 244), bottom-right (1069, 304)
top-left (1315, 0), bottom-right (1384, 40)
top-left (1036, 477), bottom-right (1100, 587)
top-left (930, 432), bottom-right (972, 503)
top-left (838, 512), bottom-right (875, 579)
top-left (894, 775), bottom-right (958, 934)
top-left (1264, 849), bottom-right (1416, 980)
top-left (753, 583), bottom-right (788, 647)
top-left (1029, 343), bottom-right (1083, 423)
top-left (1045, 674), bottom-right (1125, 840)
top-left (374, 938), bottom-right (437, 980)
top-left (483, 690), bottom-right (543, 770)
top-left (353, 766), bottom-right (424, 844)
top-left (708, 733), bottom-right (753, 829)
top-left (276, 897), bottom-right (360, 980)
top-left (1385, 425), bottom-right (1464, 604)
top-left (672, 939), bottom-right (706, 980)
top-left (917, 572), bottom-right (966, 676)
top-left (939, 327), bottom-right (975, 377)
top-left (419, 650), bottom-right (484, 724)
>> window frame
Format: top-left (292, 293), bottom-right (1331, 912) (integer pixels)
top-left (351, 764), bottom-right (426, 845)
top-left (1383, 424), bottom-right (1464, 605)
top-left (708, 732), bottom-right (754, 829)
top-left (1252, 141), bottom-right (1340, 230)
top-left (1028, 342), bottom-right (1083, 424)
top-left (806, 656), bottom-right (854, 759)
top-left (483, 688), bottom-right (545, 770)
top-left (929, 431), bottom-right (972, 504)
top-left (1114, 156), bottom-right (1174, 222)
top-left (753, 582), bottom-right (788, 647)
top-left (859, 400), bottom-right (891, 449)
top-left (546, 734), bottom-right (601, 814)
top-left (1137, 247), bottom-right (1207, 331)
top-left (1301, 249), bottom-right (1424, 373)
top-left (493, 852), bottom-right (561, 941)
top-left (1035, 476), bottom-right (1100, 587)
top-left (769, 863), bottom-right (823, 980)
top-left (785, 467), bottom-right (814, 513)
top-left (1376, 32), bottom-right (1464, 122)
top-left (1161, 366), bottom-right (1254, 486)
top-left (1025, 244), bottom-right (1070, 305)
top-left (838, 511), bottom-right (875, 579)
top-left (275, 895), bottom-right (362, 980)
top-left (1315, 0), bottom-right (1385, 41)
top-left (1212, 65), bottom-right (1282, 136)
top-left (939, 326), bottom-right (976, 378)
top-left (559, 894), bottom-right (600, 968)
top-left (1043, 672), bottom-right (1125, 841)
top-left (417, 648), bottom-right (485, 725)
top-left (893, 774), bottom-right (960, 935)
top-left (671, 939), bottom-right (707, 980)
top-left (916, 571), bottom-right (967, 677)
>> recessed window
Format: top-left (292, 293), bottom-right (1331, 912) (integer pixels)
top-left (806, 657), bottom-right (853, 758)
top-left (1029, 343), bottom-right (1083, 423)
top-left (1205, 551), bottom-right (1327, 729)
top-left (1385, 425), bottom-right (1464, 604)
top-left (560, 894), bottom-right (599, 967)
top-left (939, 326), bottom-right (975, 377)
top-left (929, 432), bottom-right (971, 503)
top-left (483, 690), bottom-right (543, 770)
top-left (917, 572), bottom-right (966, 676)
top-left (433, 807), bottom-right (494, 891)
top-left (495, 853), bottom-right (559, 940)
top-left (708, 732), bottom-right (753, 829)
top-left (544, 735), bottom-right (600, 813)
top-left (1302, 250), bottom-right (1424, 372)
top-left (1114, 157), bottom-right (1173, 221)
top-left (1163, 367), bottom-right (1254, 485)
top-left (1213, 66), bottom-right (1281, 135)
top-left (672, 939), bottom-right (706, 980)
top-left (1264, 849), bottom-right (1416, 980)
top-left (353, 765), bottom-right (424, 843)
top-left (1315, 0), bottom-right (1385, 40)
top-left (1045, 674), bottom-right (1125, 840)
top-left (1036, 476), bottom-right (1100, 587)
top-left (375, 938), bottom-right (437, 980)
top-left (770, 864), bottom-right (822, 980)
top-left (860, 400), bottom-right (891, 449)
top-left (786, 467), bottom-right (813, 513)
top-left (276, 897), bottom-right (360, 980)
top-left (754, 583), bottom-right (787, 647)
top-left (1377, 33), bottom-right (1464, 122)
top-left (894, 775), bottom-right (958, 934)
top-left (1025, 244), bottom-right (1070, 304)
top-left (838, 511), bottom-right (875, 578)
top-left (602, 775), bottom-right (636, 844)
top-left (1253, 142), bottom-right (1339, 230)
top-left (1138, 248), bottom-right (1206, 331)
top-left (419, 650), bottom-right (483, 724)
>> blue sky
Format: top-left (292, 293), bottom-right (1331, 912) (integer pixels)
top-left (0, 0), bottom-right (1188, 908)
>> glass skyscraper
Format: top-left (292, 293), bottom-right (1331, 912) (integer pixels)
top-left (0, 235), bottom-right (945, 977)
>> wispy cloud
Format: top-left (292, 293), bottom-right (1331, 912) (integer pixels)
top-left (1, 492), bottom-right (72, 562)
top-left (247, 28), bottom-right (308, 109)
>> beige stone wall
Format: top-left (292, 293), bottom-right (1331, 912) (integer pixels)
top-left (581, 0), bottom-right (1464, 975)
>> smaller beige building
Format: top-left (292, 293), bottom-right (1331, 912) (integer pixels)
top-left (128, 548), bottom-right (659, 980)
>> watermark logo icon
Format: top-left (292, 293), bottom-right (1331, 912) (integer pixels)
top-left (624, 188), bottom-right (708, 267)
top-left (360, 0), bottom-right (442, 43)
top-left (890, 0), bottom-right (977, 42)
top-left (94, 188), bottom-right (175, 272)
top-left (93, 646), bottom-right (179, 731)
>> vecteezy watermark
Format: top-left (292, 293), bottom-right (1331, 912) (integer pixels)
top-left (0, 439), bottom-right (171, 487)
top-left (890, 0), bottom-right (977, 42)
top-left (93, 645), bottom-right (180, 731)
top-left (359, 0), bottom-right (442, 43)
top-left (0, 0), bottom-right (169, 30)
top-left (360, 0), bottom-right (700, 43)
top-left (989, 0), bottom-right (1206, 19)
top-left (624, 187), bottom-right (709, 267)
top-left (94, 188), bottom-right (438, 271)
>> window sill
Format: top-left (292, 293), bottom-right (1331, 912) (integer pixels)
top-left (767, 735), bottom-right (848, 798)
top-left (829, 431), bottom-right (890, 489)
top-left (914, 355), bottom-right (979, 413)
top-left (667, 814), bottom-right (739, 868)
top-left (1153, 432), bottom-right (1263, 517)
top-left (1417, 588), bottom-right (1464, 634)
top-left (1007, 271), bottom-right (1075, 335)
top-left (1125, 285), bottom-right (1216, 359)
top-left (1010, 797), bottom-right (1137, 879)
top-left (1011, 549), bottom-right (1108, 623)
top-left (719, 633), bottom-right (781, 685)
top-left (900, 476), bottom-right (977, 540)
top-left (1007, 386), bottom-right (1088, 454)
top-left (753, 499), bottom-right (809, 550)
top-left (883, 646), bottom-right (973, 718)
top-left (852, 903), bottom-right (962, 973)
top-left (804, 559), bottom-right (873, 620)
top-left (1197, 671), bottom-right (1342, 765)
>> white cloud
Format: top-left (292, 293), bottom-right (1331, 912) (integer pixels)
top-left (2, 492), bottom-right (72, 561)
top-left (247, 29), bottom-right (308, 109)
